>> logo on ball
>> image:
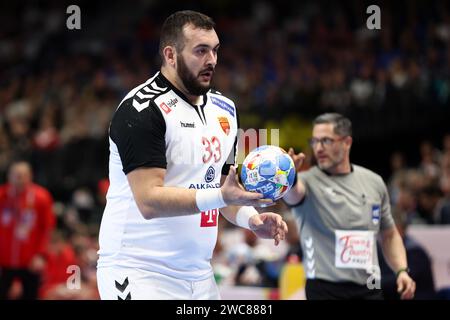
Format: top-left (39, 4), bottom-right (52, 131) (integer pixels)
top-left (240, 145), bottom-right (295, 201)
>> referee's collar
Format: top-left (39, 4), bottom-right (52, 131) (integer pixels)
top-left (320, 164), bottom-right (354, 176)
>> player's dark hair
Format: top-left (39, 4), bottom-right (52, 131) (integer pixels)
top-left (313, 113), bottom-right (352, 137)
top-left (159, 10), bottom-right (215, 63)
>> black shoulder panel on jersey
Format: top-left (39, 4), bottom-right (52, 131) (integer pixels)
top-left (110, 97), bottom-right (167, 174)
top-left (221, 107), bottom-right (240, 176)
top-left (209, 88), bottom-right (222, 95)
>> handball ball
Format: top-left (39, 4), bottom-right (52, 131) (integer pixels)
top-left (240, 145), bottom-right (296, 201)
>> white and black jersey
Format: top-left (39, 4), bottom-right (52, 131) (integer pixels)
top-left (97, 72), bottom-right (239, 281)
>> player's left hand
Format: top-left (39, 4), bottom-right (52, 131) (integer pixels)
top-left (249, 212), bottom-right (288, 246)
top-left (397, 272), bottom-right (416, 300)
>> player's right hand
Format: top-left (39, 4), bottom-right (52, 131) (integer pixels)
top-left (221, 166), bottom-right (274, 207)
top-left (288, 148), bottom-right (306, 172)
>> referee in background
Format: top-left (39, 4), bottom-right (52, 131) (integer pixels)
top-left (284, 113), bottom-right (416, 300)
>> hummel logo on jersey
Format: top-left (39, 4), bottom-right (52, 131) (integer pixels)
top-left (180, 121), bottom-right (195, 128)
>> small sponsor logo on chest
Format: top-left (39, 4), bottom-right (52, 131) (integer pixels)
top-left (180, 121), bottom-right (196, 128)
top-left (166, 98), bottom-right (178, 108)
top-left (159, 98), bottom-right (178, 114)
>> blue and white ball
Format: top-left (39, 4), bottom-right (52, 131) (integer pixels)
top-left (240, 145), bottom-right (296, 201)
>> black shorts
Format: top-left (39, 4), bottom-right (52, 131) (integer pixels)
top-left (306, 279), bottom-right (384, 300)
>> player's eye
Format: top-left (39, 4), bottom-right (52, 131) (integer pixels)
top-left (196, 48), bottom-right (207, 55)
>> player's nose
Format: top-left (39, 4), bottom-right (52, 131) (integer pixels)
top-left (206, 50), bottom-right (217, 67)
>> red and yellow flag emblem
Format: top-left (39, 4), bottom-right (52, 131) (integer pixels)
top-left (218, 117), bottom-right (230, 135)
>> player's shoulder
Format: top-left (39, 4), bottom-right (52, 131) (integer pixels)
top-left (111, 75), bottom-right (170, 127)
top-left (110, 76), bottom-right (167, 140)
top-left (116, 72), bottom-right (170, 114)
top-left (207, 88), bottom-right (237, 117)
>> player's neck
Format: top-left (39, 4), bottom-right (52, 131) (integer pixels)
top-left (160, 67), bottom-right (202, 105)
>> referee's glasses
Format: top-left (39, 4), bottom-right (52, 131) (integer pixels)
top-left (308, 137), bottom-right (346, 148)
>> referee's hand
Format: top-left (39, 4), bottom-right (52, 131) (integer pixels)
top-left (221, 166), bottom-right (274, 207)
top-left (397, 272), bottom-right (416, 300)
top-left (288, 148), bottom-right (306, 172)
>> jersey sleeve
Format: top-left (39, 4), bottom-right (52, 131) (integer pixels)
top-left (110, 98), bottom-right (167, 174)
top-left (379, 178), bottom-right (395, 230)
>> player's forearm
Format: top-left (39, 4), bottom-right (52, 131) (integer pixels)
top-left (220, 205), bottom-right (240, 225)
top-left (381, 228), bottom-right (408, 272)
top-left (136, 187), bottom-right (199, 219)
top-left (137, 185), bottom-right (231, 219)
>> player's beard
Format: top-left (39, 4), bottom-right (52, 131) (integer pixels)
top-left (177, 55), bottom-right (213, 96)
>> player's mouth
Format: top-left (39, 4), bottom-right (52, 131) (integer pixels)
top-left (199, 69), bottom-right (214, 82)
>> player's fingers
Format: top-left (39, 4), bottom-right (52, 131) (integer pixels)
top-left (249, 199), bottom-right (274, 207)
top-left (274, 214), bottom-right (283, 228)
top-left (241, 190), bottom-right (264, 200)
top-left (272, 223), bottom-right (279, 235)
top-left (274, 234), bottom-right (280, 246)
top-left (225, 166), bottom-right (236, 185)
top-left (276, 223), bottom-right (286, 240)
top-left (228, 165), bottom-right (238, 181)
top-left (282, 220), bottom-right (288, 233)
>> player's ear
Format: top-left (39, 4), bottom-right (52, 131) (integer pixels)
top-left (162, 46), bottom-right (176, 67)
